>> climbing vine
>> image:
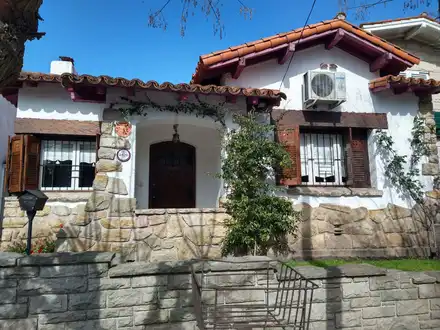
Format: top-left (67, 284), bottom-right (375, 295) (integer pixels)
top-left (375, 114), bottom-right (440, 228)
top-left (116, 94), bottom-right (227, 126)
top-left (219, 111), bottom-right (299, 256)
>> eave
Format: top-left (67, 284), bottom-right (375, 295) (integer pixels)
top-left (369, 75), bottom-right (440, 95)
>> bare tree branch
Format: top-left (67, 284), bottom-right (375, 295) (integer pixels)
top-left (148, 0), bottom-right (252, 39)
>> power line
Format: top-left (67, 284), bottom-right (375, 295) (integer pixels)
top-left (278, 0), bottom-right (318, 91)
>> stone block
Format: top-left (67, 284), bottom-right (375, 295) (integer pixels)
top-left (381, 288), bottom-right (418, 301)
top-left (0, 303), bottom-right (28, 319)
top-left (362, 306), bottom-right (396, 319)
top-left (369, 209), bottom-right (388, 223)
top-left (387, 203), bottom-right (412, 220)
top-left (325, 234), bottom-right (352, 250)
top-left (107, 289), bottom-right (157, 307)
top-left (88, 263), bottom-right (109, 278)
top-left (98, 147), bottom-right (116, 160)
top-left (350, 297), bottom-right (381, 308)
top-left (132, 276), bottom-right (167, 288)
top-left (84, 192), bottom-right (112, 212)
top-left (69, 291), bottom-right (107, 310)
top-left (29, 294), bottom-right (67, 314)
top-left (2, 217), bottom-right (28, 228)
top-left (92, 174), bottom-right (108, 191)
top-left (0, 288), bottom-right (16, 304)
top-left (106, 177), bottom-right (128, 195)
top-left (335, 311), bottom-right (361, 328)
top-left (0, 319), bottom-right (37, 329)
top-left (100, 136), bottom-right (131, 149)
top-left (134, 310), bottom-right (170, 325)
top-left (52, 205), bottom-right (71, 216)
top-left (419, 283), bottom-right (440, 298)
top-left (133, 228), bottom-right (153, 240)
top-left (39, 265), bottom-right (87, 278)
top-left (343, 218), bottom-right (374, 235)
top-left (100, 228), bottom-right (131, 242)
top-left (0, 267), bottom-right (39, 279)
top-left (420, 319), bottom-right (440, 329)
top-left (79, 221), bottom-right (102, 240)
top-left (292, 203), bottom-right (312, 221)
top-left (86, 307), bottom-right (132, 319)
top-left (117, 317), bottom-right (133, 327)
top-left (108, 198), bottom-right (136, 216)
top-left (342, 282), bottom-right (369, 299)
top-left (353, 231), bottom-right (387, 249)
top-left (39, 311), bottom-right (87, 324)
top-left (18, 277), bottom-right (87, 295)
top-left (17, 223), bottom-right (52, 239)
top-left (397, 299), bottom-right (429, 316)
top-left (3, 207), bottom-right (25, 217)
top-left (88, 278), bottom-right (131, 291)
top-left (61, 319), bottom-right (116, 330)
top-left (422, 163), bottom-right (439, 175)
top-left (101, 122), bottom-right (114, 135)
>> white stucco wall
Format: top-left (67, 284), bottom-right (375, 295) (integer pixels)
top-left (17, 84), bottom-right (106, 121)
top-left (223, 45), bottom-right (429, 210)
top-left (0, 97), bottom-right (17, 166)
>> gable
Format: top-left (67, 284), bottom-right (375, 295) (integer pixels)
top-left (192, 18), bottom-right (419, 85)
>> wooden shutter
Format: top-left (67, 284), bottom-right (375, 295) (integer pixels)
top-left (347, 128), bottom-right (370, 188)
top-left (276, 125), bottom-right (301, 186)
top-left (7, 135), bottom-right (25, 193)
top-left (23, 135), bottom-right (41, 190)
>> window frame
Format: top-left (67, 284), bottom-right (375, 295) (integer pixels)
top-left (39, 135), bottom-right (97, 191)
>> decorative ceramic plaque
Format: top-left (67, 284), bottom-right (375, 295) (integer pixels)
top-left (116, 148), bottom-right (131, 162)
top-left (115, 122), bottom-right (132, 137)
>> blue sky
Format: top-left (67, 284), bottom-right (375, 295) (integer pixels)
top-left (23, 0), bottom-right (433, 84)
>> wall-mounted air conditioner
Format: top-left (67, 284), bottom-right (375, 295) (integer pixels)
top-left (303, 70), bottom-right (346, 109)
top-left (400, 70), bottom-right (430, 80)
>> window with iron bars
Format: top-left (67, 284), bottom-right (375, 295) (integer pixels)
top-left (299, 131), bottom-right (347, 186)
top-left (39, 139), bottom-right (96, 190)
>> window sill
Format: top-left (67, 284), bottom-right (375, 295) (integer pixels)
top-left (286, 186), bottom-right (383, 197)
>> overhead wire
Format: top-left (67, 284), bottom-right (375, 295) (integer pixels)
top-left (278, 0), bottom-right (318, 91)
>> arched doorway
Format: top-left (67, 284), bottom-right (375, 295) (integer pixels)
top-left (149, 141), bottom-right (196, 208)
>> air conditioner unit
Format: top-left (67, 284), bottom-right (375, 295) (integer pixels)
top-left (303, 70), bottom-right (346, 109)
top-left (400, 70), bottom-right (430, 80)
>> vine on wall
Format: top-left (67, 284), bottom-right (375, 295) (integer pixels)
top-left (116, 95), bottom-right (227, 126)
top-left (219, 111), bottom-right (299, 256)
top-left (375, 114), bottom-right (439, 229)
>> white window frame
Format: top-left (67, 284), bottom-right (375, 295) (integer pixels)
top-left (299, 131), bottom-right (347, 186)
top-left (39, 139), bottom-right (96, 191)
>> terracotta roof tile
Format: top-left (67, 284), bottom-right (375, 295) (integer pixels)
top-left (15, 118), bottom-right (99, 136)
top-left (18, 72), bottom-right (285, 100)
top-left (191, 18), bottom-right (420, 84)
top-left (369, 75), bottom-right (440, 92)
top-left (360, 13), bottom-right (439, 27)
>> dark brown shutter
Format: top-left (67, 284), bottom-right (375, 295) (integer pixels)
top-left (7, 135), bottom-right (25, 193)
top-left (276, 125), bottom-right (301, 186)
top-left (23, 135), bottom-right (41, 190)
top-left (347, 128), bottom-right (370, 188)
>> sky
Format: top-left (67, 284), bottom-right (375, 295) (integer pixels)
top-left (23, 0), bottom-right (434, 84)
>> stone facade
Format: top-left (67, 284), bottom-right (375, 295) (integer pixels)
top-left (2, 252), bottom-right (440, 329)
top-left (419, 94), bottom-right (439, 176)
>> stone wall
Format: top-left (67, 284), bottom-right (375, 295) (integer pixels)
top-left (2, 198), bottom-right (437, 260)
top-left (2, 252), bottom-right (440, 329)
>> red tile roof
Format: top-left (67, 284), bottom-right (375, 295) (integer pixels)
top-left (192, 18), bottom-right (420, 84)
top-left (369, 75), bottom-right (440, 93)
top-left (18, 72), bottom-right (285, 100)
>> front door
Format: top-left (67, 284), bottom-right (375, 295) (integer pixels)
top-left (149, 141), bottom-right (196, 208)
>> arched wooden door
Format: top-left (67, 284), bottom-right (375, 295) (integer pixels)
top-left (149, 142), bottom-right (196, 208)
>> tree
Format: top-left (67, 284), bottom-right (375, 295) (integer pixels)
top-left (0, 0), bottom-right (44, 89)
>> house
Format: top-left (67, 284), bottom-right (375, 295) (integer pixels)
top-left (2, 14), bottom-right (440, 261)
top-left (362, 13), bottom-right (440, 170)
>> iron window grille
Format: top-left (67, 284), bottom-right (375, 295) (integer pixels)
top-left (300, 131), bottom-right (347, 186)
top-left (39, 139), bottom-right (96, 191)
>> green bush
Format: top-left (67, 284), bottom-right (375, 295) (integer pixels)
top-left (220, 112), bottom-right (299, 256)
top-left (6, 237), bottom-right (56, 254)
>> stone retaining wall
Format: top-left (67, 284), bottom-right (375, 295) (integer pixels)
top-left (1, 197), bottom-right (438, 260)
top-left (1, 252), bottom-right (440, 329)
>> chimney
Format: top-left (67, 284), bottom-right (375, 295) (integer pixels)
top-left (50, 56), bottom-right (77, 75)
top-left (335, 12), bottom-right (346, 20)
